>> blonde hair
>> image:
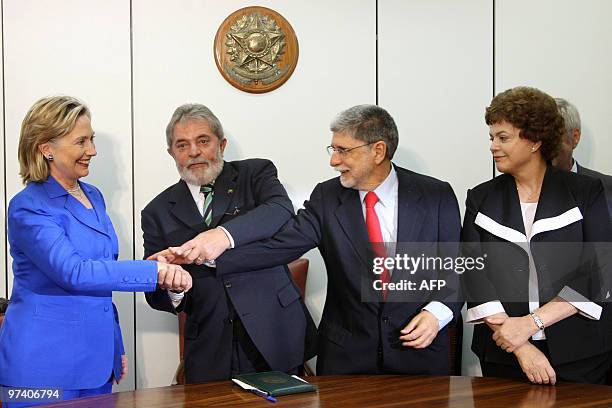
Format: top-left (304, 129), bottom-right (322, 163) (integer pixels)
top-left (18, 96), bottom-right (90, 184)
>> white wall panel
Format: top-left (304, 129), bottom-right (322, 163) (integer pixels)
top-left (496, 0), bottom-right (612, 175)
top-left (0, 4), bottom-right (5, 300)
top-left (3, 0), bottom-right (135, 391)
top-left (378, 0), bottom-right (493, 376)
top-left (132, 0), bottom-right (375, 388)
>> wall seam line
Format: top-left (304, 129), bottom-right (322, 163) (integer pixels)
top-left (1, 0), bottom-right (8, 299)
top-left (491, 0), bottom-right (496, 180)
top-left (375, 0), bottom-right (378, 105)
top-left (129, 0), bottom-right (138, 391)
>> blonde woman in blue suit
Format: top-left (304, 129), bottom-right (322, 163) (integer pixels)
top-left (0, 96), bottom-right (192, 406)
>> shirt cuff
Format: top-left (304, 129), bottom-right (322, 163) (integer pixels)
top-left (167, 290), bottom-right (185, 309)
top-left (423, 301), bottom-right (454, 330)
top-left (558, 286), bottom-right (602, 320)
top-left (465, 301), bottom-right (506, 323)
top-left (218, 226), bottom-right (235, 249)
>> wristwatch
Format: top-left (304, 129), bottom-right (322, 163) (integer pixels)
top-left (530, 312), bottom-right (545, 331)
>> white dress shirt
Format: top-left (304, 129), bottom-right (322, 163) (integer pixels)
top-left (358, 167), bottom-right (454, 330)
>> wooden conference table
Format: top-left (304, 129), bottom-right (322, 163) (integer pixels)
top-left (44, 375), bottom-right (612, 407)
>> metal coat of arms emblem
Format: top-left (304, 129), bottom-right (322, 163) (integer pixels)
top-left (214, 7), bottom-right (299, 93)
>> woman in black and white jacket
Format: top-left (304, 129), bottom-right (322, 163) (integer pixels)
top-left (462, 86), bottom-right (612, 385)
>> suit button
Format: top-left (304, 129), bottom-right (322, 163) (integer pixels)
top-left (104, 306), bottom-right (110, 312)
top-left (224, 318), bottom-right (234, 324)
top-left (377, 346), bottom-right (383, 356)
top-left (135, 277), bottom-right (141, 282)
top-left (123, 277), bottom-right (129, 282)
top-left (147, 278), bottom-right (153, 283)
top-left (225, 283), bottom-right (232, 289)
top-left (382, 316), bottom-right (389, 323)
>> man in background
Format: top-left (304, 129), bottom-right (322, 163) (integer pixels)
top-left (553, 97), bottom-right (612, 219)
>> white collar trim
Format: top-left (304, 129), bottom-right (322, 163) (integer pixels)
top-left (531, 207), bottom-right (583, 238)
top-left (474, 212), bottom-right (527, 243)
top-left (475, 206), bottom-right (583, 243)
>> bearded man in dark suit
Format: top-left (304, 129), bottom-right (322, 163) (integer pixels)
top-left (143, 104), bottom-right (313, 383)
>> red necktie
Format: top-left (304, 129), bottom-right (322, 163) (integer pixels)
top-left (365, 191), bottom-right (390, 300)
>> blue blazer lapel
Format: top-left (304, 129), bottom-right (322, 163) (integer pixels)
top-left (44, 177), bottom-right (109, 237)
top-left (334, 187), bottom-right (370, 268)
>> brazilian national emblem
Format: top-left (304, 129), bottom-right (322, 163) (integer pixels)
top-left (214, 7), bottom-right (299, 93)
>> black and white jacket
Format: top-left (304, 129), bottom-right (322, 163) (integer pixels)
top-left (461, 165), bottom-right (612, 366)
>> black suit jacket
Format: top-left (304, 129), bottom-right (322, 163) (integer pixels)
top-left (217, 165), bottom-right (462, 375)
top-left (577, 163), bottom-right (612, 227)
top-left (142, 159), bottom-right (313, 383)
top-left (462, 166), bottom-right (612, 367)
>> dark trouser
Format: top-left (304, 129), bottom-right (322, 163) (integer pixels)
top-left (481, 341), bottom-right (612, 384)
top-left (230, 310), bottom-right (270, 376)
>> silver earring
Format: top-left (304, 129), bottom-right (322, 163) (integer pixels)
top-left (46, 154), bottom-right (54, 161)
top-left (531, 146), bottom-right (535, 152)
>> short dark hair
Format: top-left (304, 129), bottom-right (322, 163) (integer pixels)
top-left (330, 104), bottom-right (399, 160)
top-left (485, 86), bottom-right (565, 162)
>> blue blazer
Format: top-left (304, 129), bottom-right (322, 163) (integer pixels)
top-left (0, 177), bottom-right (157, 389)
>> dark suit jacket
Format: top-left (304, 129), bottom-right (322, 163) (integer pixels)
top-left (217, 165), bottom-right (462, 375)
top-left (142, 159), bottom-right (313, 383)
top-left (462, 166), bottom-right (612, 367)
top-left (578, 163), bottom-right (612, 226)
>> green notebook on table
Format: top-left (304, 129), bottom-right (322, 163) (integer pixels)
top-left (233, 371), bottom-right (317, 397)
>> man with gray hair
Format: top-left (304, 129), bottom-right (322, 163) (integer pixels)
top-left (209, 104), bottom-right (462, 375)
top-left (553, 97), bottom-right (612, 220)
top-left (142, 103), bottom-right (314, 383)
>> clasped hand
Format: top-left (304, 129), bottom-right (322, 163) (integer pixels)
top-left (147, 227), bottom-right (231, 265)
top-left (485, 313), bottom-right (555, 385)
top-left (156, 256), bottom-right (192, 292)
top-left (486, 314), bottom-right (538, 353)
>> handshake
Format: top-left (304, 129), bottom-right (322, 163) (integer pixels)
top-left (147, 227), bottom-right (232, 266)
top-left (156, 255), bottom-right (192, 292)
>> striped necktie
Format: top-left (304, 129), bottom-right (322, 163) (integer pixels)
top-left (200, 185), bottom-right (214, 226)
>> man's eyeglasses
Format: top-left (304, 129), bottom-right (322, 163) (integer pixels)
top-left (326, 141), bottom-right (378, 157)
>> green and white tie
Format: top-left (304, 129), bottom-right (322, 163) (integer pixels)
top-left (200, 185), bottom-right (214, 226)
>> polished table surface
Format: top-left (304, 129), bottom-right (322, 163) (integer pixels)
top-left (45, 375), bottom-right (612, 408)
